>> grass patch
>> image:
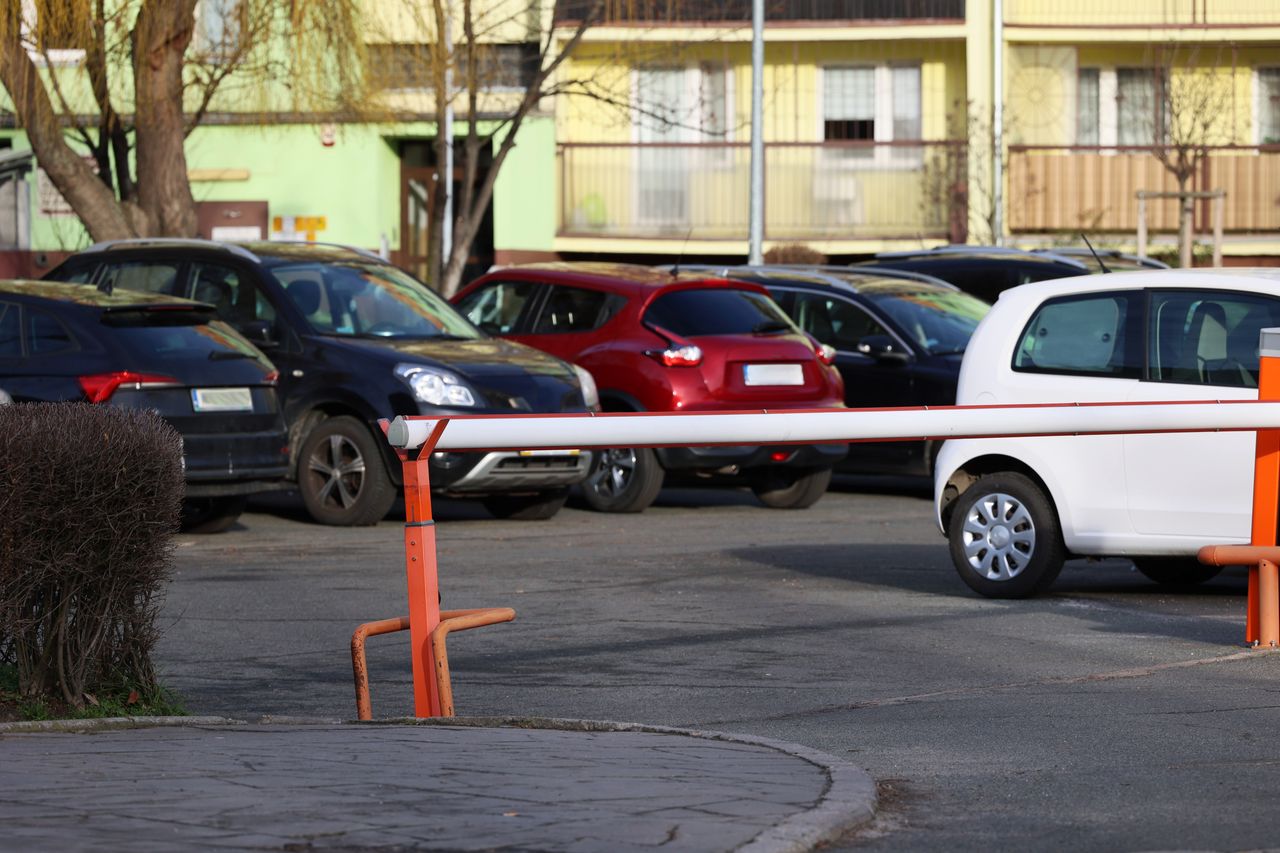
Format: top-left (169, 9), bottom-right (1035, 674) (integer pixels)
top-left (0, 663), bottom-right (186, 723)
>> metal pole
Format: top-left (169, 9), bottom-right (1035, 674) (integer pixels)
top-left (992, 0), bottom-right (1004, 246)
top-left (442, 10), bottom-right (454, 270)
top-left (747, 0), bottom-right (764, 265)
top-left (1137, 193), bottom-right (1148, 259)
top-left (1213, 191), bottom-right (1224, 268)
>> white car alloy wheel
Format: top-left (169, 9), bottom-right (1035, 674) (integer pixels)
top-left (961, 491), bottom-right (1037, 581)
top-left (946, 472), bottom-right (1065, 599)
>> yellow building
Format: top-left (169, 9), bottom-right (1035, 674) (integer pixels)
top-left (549, 0), bottom-right (1280, 262)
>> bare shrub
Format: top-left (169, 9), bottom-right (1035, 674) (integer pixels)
top-left (0, 402), bottom-right (184, 707)
top-left (763, 244), bottom-right (828, 265)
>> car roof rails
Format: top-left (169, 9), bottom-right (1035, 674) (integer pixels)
top-left (83, 237), bottom-right (261, 263)
top-left (660, 262), bottom-right (959, 292)
top-left (1032, 247), bottom-right (1169, 269)
top-left (261, 240), bottom-right (389, 263)
top-left (848, 265), bottom-right (960, 290)
top-left (873, 244), bottom-right (1091, 270)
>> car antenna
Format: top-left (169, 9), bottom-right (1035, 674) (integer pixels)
top-left (672, 227), bottom-right (693, 277)
top-left (1081, 233), bottom-right (1111, 274)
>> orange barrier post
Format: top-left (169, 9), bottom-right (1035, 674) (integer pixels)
top-left (349, 418), bottom-right (516, 720)
top-left (397, 419), bottom-right (450, 717)
top-left (1248, 332), bottom-right (1280, 644)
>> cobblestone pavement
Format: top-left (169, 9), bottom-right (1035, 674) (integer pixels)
top-left (0, 718), bottom-right (875, 853)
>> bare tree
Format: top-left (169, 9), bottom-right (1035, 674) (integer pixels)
top-left (1147, 46), bottom-right (1236, 267)
top-left (365, 1), bottom-right (737, 296)
top-left (0, 0), bottom-right (364, 242)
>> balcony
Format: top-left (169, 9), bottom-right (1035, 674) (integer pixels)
top-left (558, 141), bottom-right (967, 243)
top-left (554, 0), bottom-right (965, 25)
top-left (1008, 145), bottom-right (1280, 233)
top-left (1004, 0), bottom-right (1279, 27)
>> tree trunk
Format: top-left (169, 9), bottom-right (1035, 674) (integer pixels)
top-left (1178, 177), bottom-right (1194, 269)
top-left (132, 0), bottom-right (198, 237)
top-left (0, 25), bottom-right (134, 240)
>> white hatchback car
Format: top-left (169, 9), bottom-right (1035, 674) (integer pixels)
top-left (935, 268), bottom-right (1280, 598)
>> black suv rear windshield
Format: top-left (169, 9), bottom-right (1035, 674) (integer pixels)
top-left (104, 311), bottom-right (266, 364)
top-left (644, 288), bottom-right (794, 337)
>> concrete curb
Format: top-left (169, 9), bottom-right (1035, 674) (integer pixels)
top-left (0, 713), bottom-right (877, 852)
top-left (387, 715), bottom-right (879, 853)
top-left (0, 715), bottom-right (237, 734)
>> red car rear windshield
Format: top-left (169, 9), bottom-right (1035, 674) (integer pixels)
top-left (644, 288), bottom-right (794, 337)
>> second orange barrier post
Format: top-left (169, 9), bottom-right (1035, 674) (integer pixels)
top-left (1248, 333), bottom-right (1280, 645)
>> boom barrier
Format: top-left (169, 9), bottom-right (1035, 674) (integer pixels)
top-left (350, 395), bottom-right (1280, 720)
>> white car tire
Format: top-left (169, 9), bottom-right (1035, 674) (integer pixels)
top-left (947, 472), bottom-right (1065, 598)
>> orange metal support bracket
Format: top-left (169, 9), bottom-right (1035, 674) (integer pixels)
top-left (351, 608), bottom-right (516, 721)
top-left (1199, 545), bottom-right (1280, 648)
top-left (351, 417), bottom-right (515, 719)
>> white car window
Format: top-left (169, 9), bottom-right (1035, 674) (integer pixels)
top-left (1014, 292), bottom-right (1140, 377)
top-left (1148, 290), bottom-right (1280, 388)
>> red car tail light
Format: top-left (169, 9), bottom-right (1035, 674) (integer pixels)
top-left (78, 371), bottom-right (180, 403)
top-left (815, 343), bottom-right (837, 366)
top-left (661, 345), bottom-right (703, 367)
top-left (264, 370), bottom-right (280, 385)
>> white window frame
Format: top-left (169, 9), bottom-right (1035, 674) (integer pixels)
top-left (817, 62), bottom-right (923, 170)
top-left (1255, 67), bottom-right (1280, 147)
top-left (19, 0), bottom-right (85, 67)
top-left (194, 0), bottom-right (244, 65)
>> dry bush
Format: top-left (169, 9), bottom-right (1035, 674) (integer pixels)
top-left (0, 403), bottom-right (184, 707)
top-left (763, 244), bottom-right (828, 265)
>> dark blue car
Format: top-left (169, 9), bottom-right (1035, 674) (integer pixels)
top-left (688, 266), bottom-right (990, 477)
top-left (0, 281), bottom-right (289, 531)
top-left (46, 241), bottom-right (596, 525)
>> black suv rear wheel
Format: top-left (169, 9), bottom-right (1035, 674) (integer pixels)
top-left (298, 415), bottom-right (397, 526)
top-left (482, 488), bottom-right (569, 520)
top-left (180, 496), bottom-right (246, 534)
top-left (582, 447), bottom-right (665, 513)
top-left (749, 467), bottom-right (832, 509)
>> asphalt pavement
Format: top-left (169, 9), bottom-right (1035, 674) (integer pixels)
top-left (9, 481), bottom-right (1280, 850)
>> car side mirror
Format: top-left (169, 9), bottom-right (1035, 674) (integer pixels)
top-left (857, 335), bottom-right (910, 365)
top-left (239, 319), bottom-right (279, 349)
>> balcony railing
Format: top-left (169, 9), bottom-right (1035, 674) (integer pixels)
top-left (1004, 0), bottom-right (1279, 27)
top-left (1008, 145), bottom-right (1280, 233)
top-left (558, 141), bottom-right (967, 242)
top-left (555, 0), bottom-right (965, 24)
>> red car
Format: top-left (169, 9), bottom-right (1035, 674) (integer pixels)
top-left (453, 263), bottom-right (846, 512)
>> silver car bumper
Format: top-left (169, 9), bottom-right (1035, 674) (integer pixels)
top-left (444, 450), bottom-right (592, 494)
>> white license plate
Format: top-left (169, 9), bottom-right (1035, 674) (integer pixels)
top-left (518, 449), bottom-right (581, 457)
top-left (191, 387), bottom-right (253, 413)
top-left (743, 364), bottom-right (804, 386)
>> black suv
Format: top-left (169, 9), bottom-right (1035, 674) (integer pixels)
top-left (46, 240), bottom-right (597, 525)
top-left (0, 281), bottom-right (289, 531)
top-left (854, 246), bottom-right (1090, 302)
top-left (682, 265), bottom-right (990, 476)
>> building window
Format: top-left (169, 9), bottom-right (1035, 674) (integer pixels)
top-left (823, 67), bottom-right (876, 141)
top-left (1077, 66), bottom-right (1166, 147)
top-left (1116, 68), bottom-right (1164, 146)
top-left (1260, 68), bottom-right (1280, 145)
top-left (1077, 67), bottom-right (1099, 146)
top-left (821, 64), bottom-right (922, 143)
top-left (634, 65), bottom-right (732, 141)
top-left (195, 0), bottom-right (243, 62)
top-left (632, 64), bottom-right (733, 227)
